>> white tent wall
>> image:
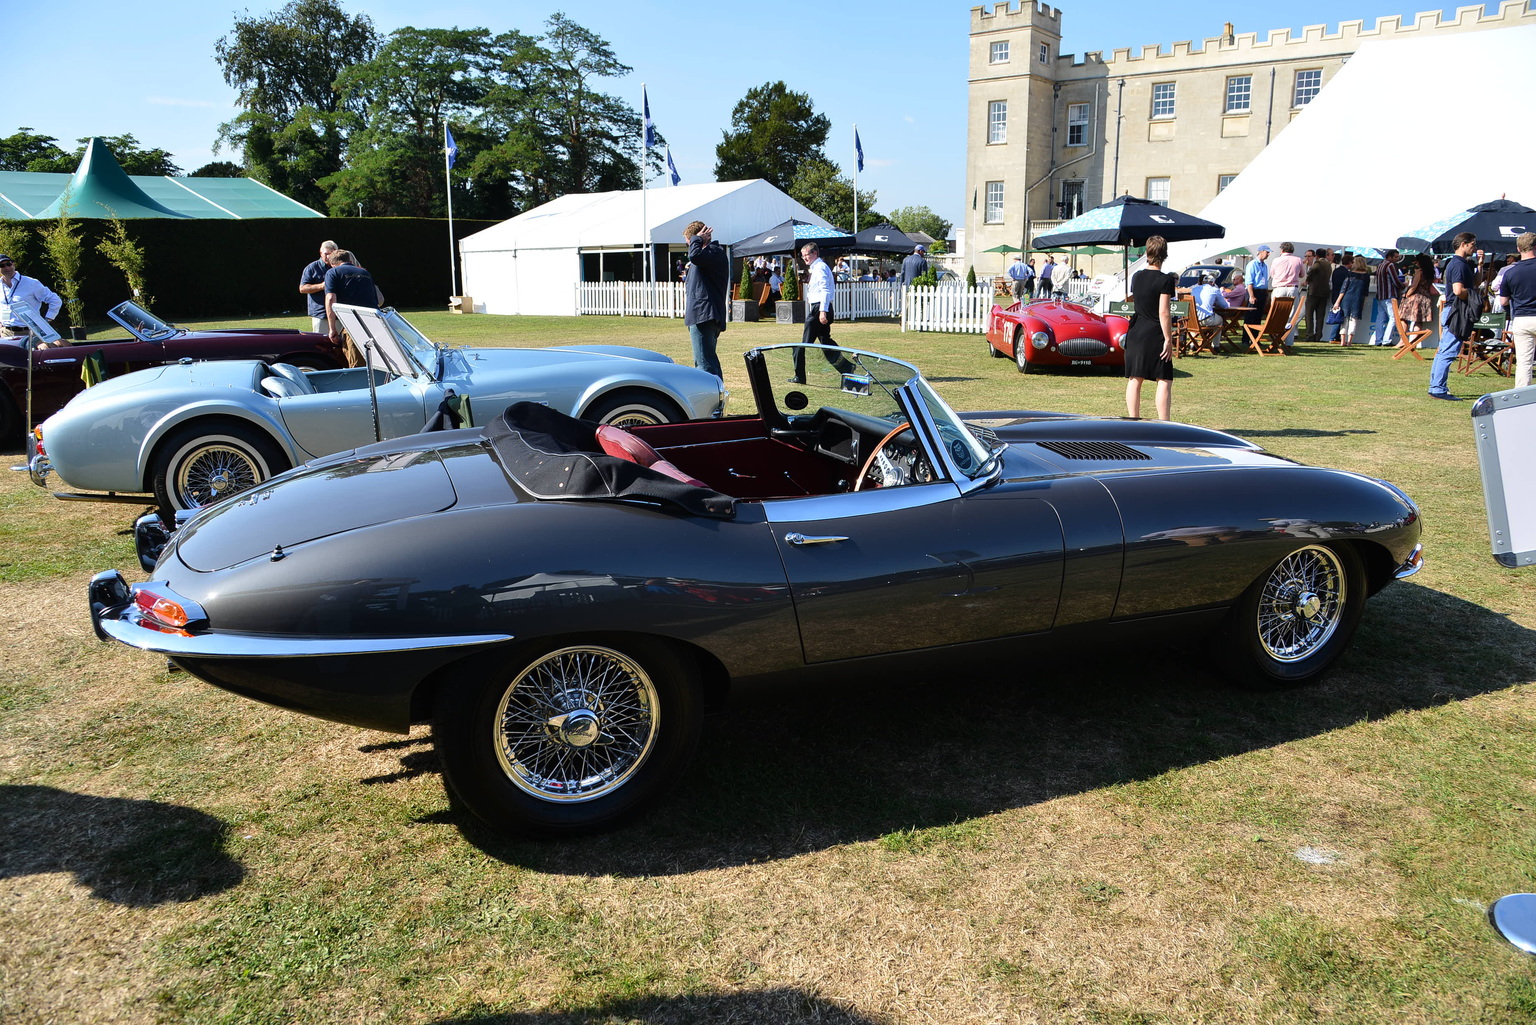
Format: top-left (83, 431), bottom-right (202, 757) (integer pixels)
top-left (459, 179), bottom-right (831, 316)
top-left (1167, 24), bottom-right (1536, 272)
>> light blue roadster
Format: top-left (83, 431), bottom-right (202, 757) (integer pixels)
top-left (29, 306), bottom-right (727, 513)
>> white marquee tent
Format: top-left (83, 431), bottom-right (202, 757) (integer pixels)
top-left (1168, 23), bottom-right (1536, 270)
top-left (459, 179), bottom-right (831, 316)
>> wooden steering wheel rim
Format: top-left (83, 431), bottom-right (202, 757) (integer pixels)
top-left (854, 421), bottom-right (913, 492)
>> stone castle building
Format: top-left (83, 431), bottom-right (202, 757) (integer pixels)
top-left (965, 1), bottom-right (1536, 271)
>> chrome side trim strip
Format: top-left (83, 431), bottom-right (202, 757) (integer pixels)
top-left (95, 610), bottom-right (514, 659)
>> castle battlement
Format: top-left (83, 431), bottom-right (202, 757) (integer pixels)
top-left (1022, 2), bottom-right (1535, 67)
top-left (971, 2), bottom-right (1063, 34)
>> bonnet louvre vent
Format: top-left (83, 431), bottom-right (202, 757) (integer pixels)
top-left (1038, 440), bottom-right (1151, 461)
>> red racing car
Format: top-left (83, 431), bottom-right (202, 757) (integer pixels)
top-left (985, 298), bottom-right (1128, 374)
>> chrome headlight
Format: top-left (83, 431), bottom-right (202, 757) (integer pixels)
top-left (1031, 331), bottom-right (1051, 350)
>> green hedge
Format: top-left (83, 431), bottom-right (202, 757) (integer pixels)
top-left (11, 217), bottom-right (499, 323)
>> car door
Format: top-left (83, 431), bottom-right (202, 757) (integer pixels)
top-left (276, 375), bottom-right (437, 458)
top-left (764, 481), bottom-right (1065, 663)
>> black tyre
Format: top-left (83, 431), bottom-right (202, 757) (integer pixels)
top-left (274, 354), bottom-right (333, 373)
top-left (582, 388), bottom-right (687, 427)
top-left (434, 639), bottom-right (703, 838)
top-left (1210, 543), bottom-right (1367, 690)
top-left (1014, 328), bottom-right (1034, 374)
top-left (986, 333), bottom-right (1006, 358)
top-left (151, 420), bottom-right (290, 514)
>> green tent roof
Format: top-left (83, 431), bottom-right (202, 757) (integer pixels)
top-left (0, 137), bottom-right (322, 219)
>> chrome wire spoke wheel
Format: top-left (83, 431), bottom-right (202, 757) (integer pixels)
top-left (493, 645), bottom-right (659, 802)
top-left (1254, 545), bottom-right (1346, 662)
top-left (176, 444), bottom-right (263, 508)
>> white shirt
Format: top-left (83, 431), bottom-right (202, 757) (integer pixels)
top-left (805, 257), bottom-right (834, 308)
top-left (1, 273), bottom-right (62, 326)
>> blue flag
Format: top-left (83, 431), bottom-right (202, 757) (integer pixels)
top-left (643, 86), bottom-right (657, 151)
top-left (666, 147), bottom-right (681, 186)
top-left (445, 125), bottom-right (458, 168)
top-left (855, 128), bottom-right (864, 173)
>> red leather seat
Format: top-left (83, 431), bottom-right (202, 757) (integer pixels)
top-left (594, 425), bottom-right (708, 488)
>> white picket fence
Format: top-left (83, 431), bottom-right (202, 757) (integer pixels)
top-left (576, 281), bottom-right (686, 317)
top-left (576, 280), bottom-right (904, 321)
top-left (901, 285), bottom-right (996, 334)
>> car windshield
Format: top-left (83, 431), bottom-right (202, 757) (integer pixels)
top-left (108, 300), bottom-right (177, 341)
top-left (376, 308), bottom-right (439, 373)
top-left (758, 345), bottom-right (997, 480)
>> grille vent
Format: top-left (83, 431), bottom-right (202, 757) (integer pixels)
top-left (1038, 440), bottom-right (1151, 461)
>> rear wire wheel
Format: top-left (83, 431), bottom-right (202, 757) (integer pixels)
top-left (150, 421), bottom-right (289, 515)
top-left (434, 639), bottom-right (703, 838)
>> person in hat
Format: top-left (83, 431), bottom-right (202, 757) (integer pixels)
top-left (1243, 244), bottom-right (1272, 325)
top-left (899, 244), bottom-right (929, 288)
top-left (681, 220), bottom-right (727, 379)
top-left (1006, 253), bottom-right (1032, 300)
top-left (0, 255), bottom-right (63, 343)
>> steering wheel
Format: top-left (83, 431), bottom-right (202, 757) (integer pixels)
top-left (854, 422), bottom-right (936, 491)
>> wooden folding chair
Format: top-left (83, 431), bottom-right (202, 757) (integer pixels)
top-left (1242, 295), bottom-right (1295, 355)
top-left (1389, 299), bottom-right (1432, 361)
top-left (1460, 311), bottom-right (1512, 377)
top-left (1179, 307), bottom-right (1223, 356)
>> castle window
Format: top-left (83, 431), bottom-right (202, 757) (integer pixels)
top-left (985, 181), bottom-right (1005, 224)
top-left (1146, 178), bottom-right (1171, 206)
top-left (1151, 83), bottom-right (1176, 120)
top-left (1225, 76), bottom-right (1251, 114)
top-left (1294, 69), bottom-right (1322, 107)
top-left (990, 40), bottom-right (1010, 64)
top-left (1067, 103), bottom-right (1090, 147)
top-left (988, 101), bottom-right (1008, 144)
top-left (1218, 174), bottom-right (1237, 193)
top-left (1039, 42), bottom-right (1050, 63)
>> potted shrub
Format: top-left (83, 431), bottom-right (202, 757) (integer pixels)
top-left (41, 207), bottom-right (86, 340)
top-left (776, 257), bottom-right (806, 323)
top-left (731, 259), bottom-right (758, 322)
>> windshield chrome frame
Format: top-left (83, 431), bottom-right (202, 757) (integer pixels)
top-left (108, 299), bottom-right (177, 342)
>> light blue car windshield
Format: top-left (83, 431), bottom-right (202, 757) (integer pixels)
top-left (378, 309), bottom-right (439, 373)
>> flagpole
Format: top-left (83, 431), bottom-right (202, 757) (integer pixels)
top-left (444, 125), bottom-right (458, 297)
top-left (641, 83), bottom-right (651, 286)
top-left (852, 123), bottom-right (859, 235)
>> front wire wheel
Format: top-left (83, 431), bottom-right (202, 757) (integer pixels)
top-left (1213, 543), bottom-right (1367, 690)
top-left (435, 640), bottom-right (703, 837)
top-left (494, 646), bottom-right (659, 803)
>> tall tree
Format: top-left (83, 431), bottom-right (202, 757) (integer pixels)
top-left (0, 129), bottom-right (68, 172)
top-left (323, 27), bottom-right (498, 217)
top-left (189, 161), bottom-right (246, 178)
top-left (477, 14), bottom-right (654, 213)
top-left (714, 82), bottom-right (829, 192)
top-left (788, 158), bottom-right (878, 232)
top-left (888, 205), bottom-right (953, 243)
top-left (214, 0), bottom-right (378, 208)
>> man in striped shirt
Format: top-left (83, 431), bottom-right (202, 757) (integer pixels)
top-left (1370, 250), bottom-right (1403, 346)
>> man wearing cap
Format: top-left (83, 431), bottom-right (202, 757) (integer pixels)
top-left (0, 255), bottom-right (63, 341)
top-left (1244, 245), bottom-right (1272, 325)
top-left (1006, 253), bottom-right (1031, 300)
top-left (900, 244), bottom-right (929, 288)
top-left (299, 240), bottom-right (339, 334)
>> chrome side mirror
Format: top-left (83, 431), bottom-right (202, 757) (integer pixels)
top-left (1489, 893), bottom-right (1536, 955)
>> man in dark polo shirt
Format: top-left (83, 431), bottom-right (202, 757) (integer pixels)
top-left (1428, 232), bottom-right (1481, 400)
top-left (323, 249), bottom-right (379, 342)
top-left (1499, 231), bottom-right (1536, 388)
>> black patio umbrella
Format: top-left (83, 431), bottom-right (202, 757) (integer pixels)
top-left (729, 219), bottom-right (856, 258)
top-left (1032, 195), bottom-right (1225, 298)
top-left (850, 223), bottom-right (921, 254)
top-left (1396, 198), bottom-right (1536, 256)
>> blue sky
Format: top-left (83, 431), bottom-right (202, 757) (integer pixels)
top-left (9, 1), bottom-right (1500, 226)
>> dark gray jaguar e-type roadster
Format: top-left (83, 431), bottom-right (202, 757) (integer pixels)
top-left (88, 343), bottom-right (1423, 838)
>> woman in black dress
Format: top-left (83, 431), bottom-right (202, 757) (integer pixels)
top-left (1123, 235), bottom-right (1176, 420)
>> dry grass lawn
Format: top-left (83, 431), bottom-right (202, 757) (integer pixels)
top-left (2, 309), bottom-right (1534, 1024)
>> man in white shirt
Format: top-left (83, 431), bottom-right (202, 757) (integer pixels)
top-left (790, 242), bottom-right (848, 383)
top-left (0, 255), bottom-right (63, 341)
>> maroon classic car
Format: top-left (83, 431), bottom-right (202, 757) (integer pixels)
top-left (0, 300), bottom-right (344, 440)
top-left (985, 298), bottom-right (1128, 374)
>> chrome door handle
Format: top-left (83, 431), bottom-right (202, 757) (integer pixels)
top-left (785, 532), bottom-right (849, 546)
top-left (42, 359), bottom-right (76, 364)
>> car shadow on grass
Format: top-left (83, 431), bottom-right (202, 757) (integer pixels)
top-left (424, 580), bottom-right (1536, 875)
top-left (0, 785), bottom-right (245, 905)
top-left (423, 988), bottom-right (879, 1024)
